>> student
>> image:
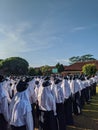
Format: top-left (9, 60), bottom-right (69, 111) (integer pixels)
top-left (70, 76), bottom-right (81, 115)
top-left (27, 77), bottom-right (38, 129)
top-left (38, 80), bottom-right (58, 130)
top-left (52, 78), bottom-right (66, 130)
top-left (9, 80), bottom-right (34, 130)
top-left (61, 77), bottom-right (74, 126)
top-left (0, 75), bottom-right (9, 130)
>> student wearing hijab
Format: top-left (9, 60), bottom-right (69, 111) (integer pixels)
top-left (52, 78), bottom-right (66, 130)
top-left (38, 80), bottom-right (58, 130)
top-left (0, 75), bottom-right (9, 130)
top-left (70, 76), bottom-right (81, 115)
top-left (26, 77), bottom-right (38, 129)
top-left (61, 77), bottom-right (74, 126)
top-left (9, 80), bottom-right (34, 130)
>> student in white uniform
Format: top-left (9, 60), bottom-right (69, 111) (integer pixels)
top-left (52, 78), bottom-right (66, 130)
top-left (61, 76), bottom-right (74, 125)
top-left (84, 76), bottom-right (91, 104)
top-left (0, 75), bottom-right (9, 130)
top-left (9, 80), bottom-right (34, 130)
top-left (77, 76), bottom-right (86, 108)
top-left (38, 80), bottom-right (58, 130)
top-left (34, 80), bottom-right (40, 128)
top-left (90, 75), bottom-right (97, 96)
top-left (26, 77), bottom-right (38, 129)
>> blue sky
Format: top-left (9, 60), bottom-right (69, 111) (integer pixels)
top-left (0, 0), bottom-right (98, 67)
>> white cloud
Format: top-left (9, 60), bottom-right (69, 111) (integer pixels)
top-left (56, 58), bottom-right (69, 65)
top-left (71, 26), bottom-right (86, 32)
top-left (71, 24), bottom-right (98, 33)
top-left (0, 22), bottom-right (54, 59)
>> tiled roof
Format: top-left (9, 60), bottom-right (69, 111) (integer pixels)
top-left (64, 60), bottom-right (98, 71)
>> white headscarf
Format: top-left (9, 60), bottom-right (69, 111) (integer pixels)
top-left (27, 80), bottom-right (37, 104)
top-left (9, 89), bottom-right (31, 126)
top-left (0, 81), bottom-right (10, 122)
top-left (0, 82), bottom-right (7, 103)
top-left (61, 79), bottom-right (71, 99)
top-left (38, 85), bottom-right (56, 115)
top-left (51, 82), bottom-right (64, 103)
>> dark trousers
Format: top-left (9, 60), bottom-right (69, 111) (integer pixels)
top-left (80, 89), bottom-right (85, 108)
top-left (11, 125), bottom-right (26, 130)
top-left (64, 97), bottom-right (74, 125)
top-left (56, 103), bottom-right (66, 130)
top-left (73, 92), bottom-right (81, 115)
top-left (93, 83), bottom-right (96, 95)
top-left (0, 114), bottom-right (8, 130)
top-left (39, 110), bottom-right (58, 130)
top-left (85, 87), bottom-right (90, 103)
top-left (31, 103), bottom-right (39, 128)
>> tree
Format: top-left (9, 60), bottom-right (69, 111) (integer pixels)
top-left (35, 69), bottom-right (42, 76)
top-left (56, 63), bottom-right (64, 73)
top-left (69, 56), bottom-right (80, 64)
top-left (82, 64), bottom-right (97, 76)
top-left (28, 67), bottom-right (36, 76)
top-left (0, 57), bottom-right (29, 75)
top-left (0, 59), bottom-right (3, 62)
top-left (81, 54), bottom-right (96, 62)
top-left (69, 54), bottom-right (96, 64)
top-left (40, 65), bottom-right (51, 75)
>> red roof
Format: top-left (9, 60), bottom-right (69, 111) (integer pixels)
top-left (64, 60), bottom-right (98, 71)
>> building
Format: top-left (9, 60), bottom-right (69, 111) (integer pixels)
top-left (63, 60), bottom-right (98, 75)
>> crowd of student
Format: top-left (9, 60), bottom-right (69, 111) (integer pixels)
top-left (0, 74), bottom-right (98, 130)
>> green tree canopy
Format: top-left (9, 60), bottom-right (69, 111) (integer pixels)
top-left (56, 63), bottom-right (64, 73)
top-left (35, 69), bottom-right (42, 76)
top-left (69, 54), bottom-right (96, 64)
top-left (28, 67), bottom-right (36, 76)
top-left (82, 64), bottom-right (97, 76)
top-left (0, 59), bottom-right (3, 62)
top-left (0, 57), bottom-right (29, 75)
top-left (40, 65), bottom-right (51, 75)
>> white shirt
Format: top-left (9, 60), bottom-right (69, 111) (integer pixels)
top-left (84, 79), bottom-right (90, 88)
top-left (0, 82), bottom-right (9, 122)
top-left (69, 79), bottom-right (81, 94)
top-left (9, 90), bottom-right (34, 130)
top-left (61, 79), bottom-right (71, 99)
top-left (27, 84), bottom-right (37, 104)
top-left (52, 83), bottom-right (64, 103)
top-left (38, 85), bottom-right (57, 115)
top-left (77, 79), bottom-right (85, 90)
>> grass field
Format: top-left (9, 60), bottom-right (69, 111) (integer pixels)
top-left (67, 86), bottom-right (98, 130)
